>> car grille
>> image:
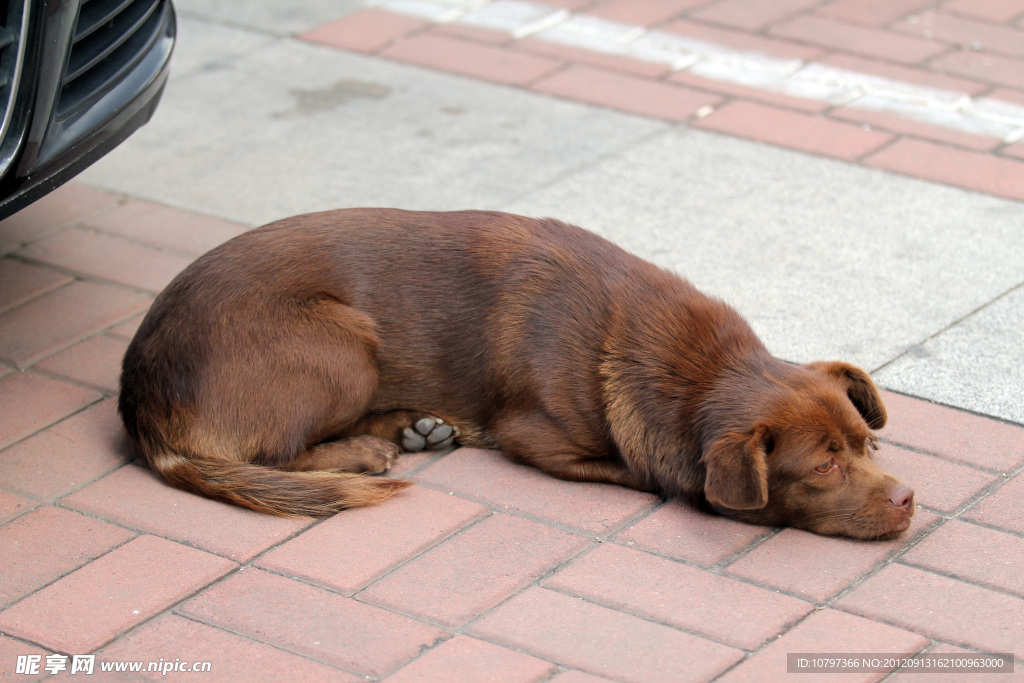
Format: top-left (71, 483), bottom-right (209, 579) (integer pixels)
top-left (58, 0), bottom-right (168, 118)
top-left (0, 0), bottom-right (29, 143)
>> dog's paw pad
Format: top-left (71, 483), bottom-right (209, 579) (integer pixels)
top-left (402, 428), bottom-right (427, 452)
top-left (415, 418), bottom-right (437, 436)
top-left (427, 424), bottom-right (453, 445)
top-left (404, 417), bottom-right (458, 452)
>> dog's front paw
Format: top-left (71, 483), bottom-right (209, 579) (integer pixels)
top-left (402, 416), bottom-right (457, 452)
top-left (346, 436), bottom-right (401, 475)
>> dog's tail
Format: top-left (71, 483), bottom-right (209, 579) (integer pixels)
top-left (146, 450), bottom-right (412, 517)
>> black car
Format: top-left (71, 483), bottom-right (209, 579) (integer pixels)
top-left (0, 0), bottom-right (175, 219)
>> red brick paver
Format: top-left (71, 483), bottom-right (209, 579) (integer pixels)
top-left (0, 184), bottom-right (120, 253)
top-left (386, 636), bottom-right (558, 683)
top-left (470, 586), bottom-right (744, 682)
top-left (0, 506), bottom-right (134, 608)
top-left (696, 100), bottom-right (894, 161)
top-left (818, 0), bottom-right (934, 26)
top-left (880, 391), bottom-right (1024, 472)
top-left (0, 399), bottom-right (130, 501)
top-left (770, 15), bottom-right (946, 64)
top-left (0, 373), bottom-right (100, 449)
top-left (591, 0), bottom-right (711, 27)
top-left (415, 447), bottom-right (658, 535)
top-left (616, 499), bottom-right (772, 567)
top-left (901, 519), bottom-right (1024, 595)
top-left (836, 563), bottom-right (1024, 655)
top-left (34, 335), bottom-right (128, 394)
top-left (256, 484), bottom-right (486, 592)
top-left (0, 535), bottom-right (236, 653)
top-left (724, 510), bottom-right (937, 602)
top-left (0, 260), bottom-right (71, 314)
top-left (60, 464), bottom-right (314, 563)
top-left (97, 613), bottom-right (360, 682)
top-left (963, 471), bottom-right (1024, 534)
top-left (874, 444), bottom-right (999, 512)
top-left (690, 0), bottom-right (823, 32)
top-left (180, 568), bottom-right (445, 678)
top-left (18, 229), bottom-right (193, 293)
top-left (0, 636), bottom-right (48, 681)
top-left (718, 608), bottom-right (928, 683)
top-left (544, 542), bottom-right (813, 649)
top-left (381, 33), bottom-right (561, 86)
top-left (865, 137), bottom-right (1024, 203)
top-left (943, 0), bottom-right (1024, 23)
top-left (301, 9), bottom-right (430, 55)
top-left (0, 281), bottom-right (150, 366)
top-left (0, 490), bottom-right (36, 525)
top-left (81, 200), bottom-right (248, 257)
top-left (360, 513), bottom-right (589, 627)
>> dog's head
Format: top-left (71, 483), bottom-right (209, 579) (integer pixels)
top-left (701, 361), bottom-right (914, 539)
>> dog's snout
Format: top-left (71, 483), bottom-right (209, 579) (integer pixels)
top-left (889, 485), bottom-right (914, 509)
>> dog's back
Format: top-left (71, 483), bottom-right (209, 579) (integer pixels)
top-left (120, 209), bottom-right (675, 513)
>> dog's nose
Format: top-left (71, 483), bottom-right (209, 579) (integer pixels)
top-left (889, 485), bottom-right (914, 509)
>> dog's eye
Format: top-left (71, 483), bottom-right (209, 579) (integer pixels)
top-left (814, 459), bottom-right (834, 474)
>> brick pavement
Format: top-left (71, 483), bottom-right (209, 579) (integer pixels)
top-left (2, 0), bottom-right (1024, 680)
top-left (1, 182), bottom-right (1022, 680)
top-left (302, 0), bottom-right (1024, 202)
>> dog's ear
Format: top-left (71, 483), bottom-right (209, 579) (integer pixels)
top-left (701, 424), bottom-right (771, 510)
top-left (806, 361), bottom-right (887, 430)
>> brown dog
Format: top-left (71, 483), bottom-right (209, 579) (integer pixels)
top-left (119, 209), bottom-right (914, 538)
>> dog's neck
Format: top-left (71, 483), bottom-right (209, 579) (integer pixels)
top-left (600, 279), bottom-right (780, 498)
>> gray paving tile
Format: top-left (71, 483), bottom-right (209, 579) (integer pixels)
top-left (168, 17), bottom-right (278, 81)
top-left (174, 0), bottom-right (363, 36)
top-left (81, 39), bottom-right (665, 226)
top-left (874, 286), bottom-right (1024, 425)
top-left (501, 129), bottom-right (1024, 380)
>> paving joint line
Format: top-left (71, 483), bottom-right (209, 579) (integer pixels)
top-left (877, 386), bottom-right (1024, 431)
top-left (897, 553), bottom-right (1024, 602)
top-left (871, 279), bottom-right (1024, 387)
top-left (28, 361), bottom-right (119, 398)
top-left (166, 608), bottom-right (367, 677)
top-left (170, 610), bottom-right (363, 676)
top-left (408, 475), bottom-right (640, 541)
top-left (0, 385), bottom-right (108, 455)
top-left (0, 438), bottom-right (132, 506)
top-left (346, 505), bottom-right (494, 592)
top-left (494, 125), bottom-right (673, 212)
top-left (0, 528), bottom-right (140, 616)
top-left (876, 436), bottom-right (1017, 476)
top-left (538, 578), bottom-right (758, 654)
top-left (5, 252), bottom-right (161, 304)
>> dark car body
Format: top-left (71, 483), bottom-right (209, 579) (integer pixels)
top-left (0, 0), bottom-right (175, 219)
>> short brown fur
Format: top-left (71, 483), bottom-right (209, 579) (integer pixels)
top-left (119, 209), bottom-right (913, 536)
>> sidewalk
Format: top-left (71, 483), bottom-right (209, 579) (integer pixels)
top-left (1, 0), bottom-right (1023, 680)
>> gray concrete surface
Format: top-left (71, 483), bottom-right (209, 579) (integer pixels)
top-left (174, 0), bottom-right (365, 35)
top-left (84, 23), bottom-right (665, 226)
top-left (81, 4), bottom-right (1024, 425)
